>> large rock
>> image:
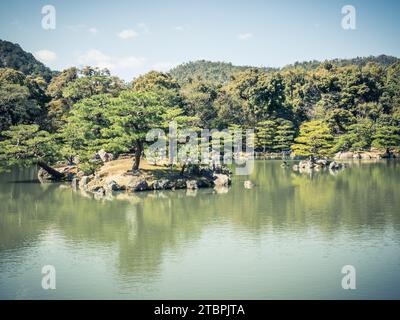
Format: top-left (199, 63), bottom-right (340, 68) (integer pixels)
top-left (79, 176), bottom-right (92, 190)
top-left (244, 180), bottom-right (255, 189)
top-left (316, 159), bottom-right (329, 167)
top-left (37, 168), bottom-right (53, 182)
top-left (335, 152), bottom-right (354, 159)
top-left (299, 160), bottom-right (315, 169)
top-left (104, 180), bottom-right (121, 193)
top-left (361, 153), bottom-right (372, 159)
top-left (97, 149), bottom-right (114, 163)
top-left (127, 177), bottom-right (148, 192)
top-left (213, 173), bottom-right (231, 187)
top-left (152, 179), bottom-right (172, 190)
top-left (93, 187), bottom-right (106, 199)
top-left (197, 177), bottom-right (214, 188)
top-left (174, 179), bottom-right (187, 190)
top-left (186, 180), bottom-right (198, 190)
top-left (329, 161), bottom-right (344, 170)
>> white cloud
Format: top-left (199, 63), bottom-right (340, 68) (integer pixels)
top-left (237, 32), bottom-right (253, 40)
top-left (173, 26), bottom-right (184, 31)
top-left (152, 62), bottom-right (177, 72)
top-left (88, 27), bottom-right (98, 35)
top-left (117, 29), bottom-right (139, 39)
top-left (34, 49), bottom-right (57, 63)
top-left (77, 49), bottom-right (146, 73)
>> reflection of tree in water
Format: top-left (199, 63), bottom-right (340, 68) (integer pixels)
top-left (1, 161), bottom-right (399, 279)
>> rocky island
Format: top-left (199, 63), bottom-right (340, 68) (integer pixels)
top-left (38, 154), bottom-right (232, 197)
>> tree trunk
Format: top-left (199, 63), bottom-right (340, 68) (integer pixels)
top-left (37, 160), bottom-right (65, 180)
top-left (180, 163), bottom-right (186, 176)
top-left (132, 141), bottom-right (143, 172)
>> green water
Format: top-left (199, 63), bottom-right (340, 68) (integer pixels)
top-left (0, 161), bottom-right (399, 299)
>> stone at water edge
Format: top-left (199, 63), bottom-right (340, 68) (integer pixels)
top-left (213, 173), bottom-right (231, 187)
top-left (186, 180), bottom-right (198, 190)
top-left (335, 151), bottom-right (354, 159)
top-left (152, 179), bottom-right (172, 190)
top-left (104, 180), bottom-right (121, 192)
top-left (329, 161), bottom-right (344, 170)
top-left (78, 175), bottom-right (92, 190)
top-left (127, 177), bottom-right (148, 192)
top-left (244, 180), bottom-right (255, 189)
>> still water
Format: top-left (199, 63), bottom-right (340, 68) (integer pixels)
top-left (0, 161), bottom-right (399, 299)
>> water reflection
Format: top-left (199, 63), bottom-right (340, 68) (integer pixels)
top-left (0, 161), bottom-right (399, 298)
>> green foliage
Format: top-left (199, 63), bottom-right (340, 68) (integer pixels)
top-left (169, 60), bottom-right (274, 85)
top-left (181, 81), bottom-right (218, 127)
top-left (333, 119), bottom-right (374, 152)
top-left (131, 71), bottom-right (183, 109)
top-left (0, 124), bottom-right (60, 167)
top-left (132, 70), bottom-right (180, 92)
top-left (372, 121), bottom-right (400, 150)
top-left (46, 67), bottom-right (78, 99)
top-left (62, 90), bottom-right (196, 170)
top-left (292, 120), bottom-right (334, 157)
top-left (255, 120), bottom-right (276, 152)
top-left (223, 69), bottom-right (288, 126)
top-left (274, 118), bottom-right (295, 152)
top-left (255, 118), bottom-right (295, 152)
top-left (0, 68), bottom-right (47, 132)
top-left (62, 67), bottom-right (125, 103)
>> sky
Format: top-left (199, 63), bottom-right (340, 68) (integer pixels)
top-left (0, 0), bottom-right (399, 80)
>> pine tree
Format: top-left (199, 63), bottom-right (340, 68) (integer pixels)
top-left (291, 120), bottom-right (334, 157)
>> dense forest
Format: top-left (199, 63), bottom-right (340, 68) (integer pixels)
top-left (0, 39), bottom-right (399, 176)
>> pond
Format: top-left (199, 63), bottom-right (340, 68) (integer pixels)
top-left (0, 160), bottom-right (399, 299)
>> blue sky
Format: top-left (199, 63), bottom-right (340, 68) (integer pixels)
top-left (0, 0), bottom-right (399, 80)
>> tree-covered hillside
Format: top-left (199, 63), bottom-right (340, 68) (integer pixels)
top-left (283, 54), bottom-right (399, 71)
top-left (169, 60), bottom-right (276, 85)
top-left (0, 39), bottom-right (54, 82)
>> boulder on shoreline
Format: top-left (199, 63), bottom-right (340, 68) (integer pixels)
top-left (244, 180), bottom-right (255, 189)
top-left (334, 149), bottom-right (397, 160)
top-left (292, 157), bottom-right (346, 173)
top-left (59, 157), bottom-right (232, 197)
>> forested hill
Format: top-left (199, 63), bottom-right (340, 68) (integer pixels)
top-left (0, 39), bottom-right (54, 82)
top-left (283, 54), bottom-right (399, 71)
top-left (169, 56), bottom-right (400, 85)
top-left (169, 60), bottom-right (277, 84)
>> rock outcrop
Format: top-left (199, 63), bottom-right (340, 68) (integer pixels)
top-left (60, 157), bottom-right (232, 197)
top-left (293, 157), bottom-right (345, 173)
top-left (97, 149), bottom-right (114, 163)
top-left (244, 180), bottom-right (255, 189)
